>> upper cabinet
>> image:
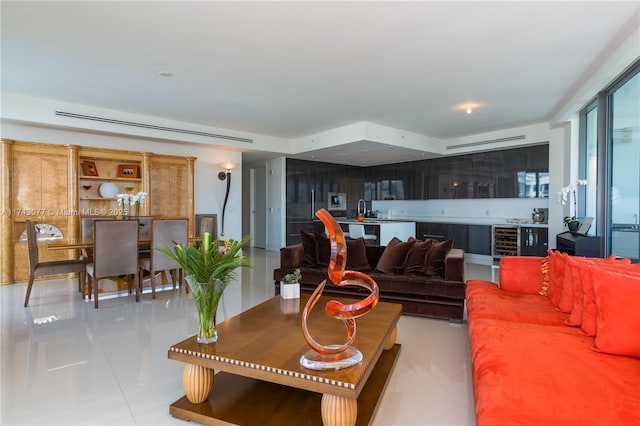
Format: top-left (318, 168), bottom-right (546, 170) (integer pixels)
top-left (287, 144), bottom-right (549, 207)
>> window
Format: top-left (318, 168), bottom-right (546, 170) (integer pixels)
top-left (580, 60), bottom-right (639, 260)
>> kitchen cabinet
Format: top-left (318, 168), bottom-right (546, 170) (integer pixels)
top-left (417, 222), bottom-right (468, 251)
top-left (520, 226), bottom-right (548, 256)
top-left (468, 225), bottom-right (492, 255)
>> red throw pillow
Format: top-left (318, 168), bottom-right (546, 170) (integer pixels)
top-left (545, 249), bottom-right (558, 301)
top-left (581, 259), bottom-right (640, 336)
top-left (558, 256), bottom-right (579, 313)
top-left (345, 238), bottom-right (370, 269)
top-left (592, 269), bottom-right (640, 358)
top-left (550, 252), bottom-right (570, 307)
top-left (424, 239), bottom-right (453, 278)
top-left (401, 239), bottom-right (434, 275)
top-left (376, 238), bottom-right (415, 274)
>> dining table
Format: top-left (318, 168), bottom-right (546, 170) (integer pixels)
top-left (47, 236), bottom-right (200, 251)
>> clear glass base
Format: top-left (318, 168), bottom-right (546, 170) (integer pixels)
top-left (197, 329), bottom-right (218, 344)
top-left (299, 346), bottom-right (363, 370)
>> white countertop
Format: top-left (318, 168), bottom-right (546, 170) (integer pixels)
top-left (353, 216), bottom-right (549, 227)
top-left (337, 219), bottom-right (415, 225)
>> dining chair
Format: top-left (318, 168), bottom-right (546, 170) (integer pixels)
top-left (81, 216), bottom-right (116, 239)
top-left (139, 219), bottom-right (188, 298)
top-left (23, 220), bottom-right (87, 307)
top-left (80, 216), bottom-right (115, 264)
top-left (348, 224), bottom-right (377, 243)
top-left (136, 216), bottom-right (154, 239)
top-left (195, 214), bottom-right (217, 239)
top-left (86, 220), bottom-right (140, 308)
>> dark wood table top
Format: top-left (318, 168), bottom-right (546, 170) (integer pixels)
top-left (168, 294), bottom-right (402, 399)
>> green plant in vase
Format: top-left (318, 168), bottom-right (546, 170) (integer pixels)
top-left (158, 232), bottom-right (252, 343)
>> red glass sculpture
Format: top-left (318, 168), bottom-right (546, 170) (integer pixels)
top-left (299, 208), bottom-right (380, 370)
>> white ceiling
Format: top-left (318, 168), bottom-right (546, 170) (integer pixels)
top-left (1, 1), bottom-right (639, 165)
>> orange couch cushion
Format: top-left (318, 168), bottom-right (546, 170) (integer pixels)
top-left (498, 256), bottom-right (545, 295)
top-left (580, 260), bottom-right (638, 336)
top-left (466, 280), bottom-right (568, 326)
top-left (469, 318), bottom-right (640, 426)
top-left (592, 269), bottom-right (640, 358)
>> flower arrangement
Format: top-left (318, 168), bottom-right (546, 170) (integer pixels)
top-left (116, 190), bottom-right (147, 218)
top-left (558, 180), bottom-right (587, 229)
top-left (157, 232), bottom-right (252, 343)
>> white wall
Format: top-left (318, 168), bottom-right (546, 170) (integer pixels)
top-left (1, 121), bottom-right (245, 241)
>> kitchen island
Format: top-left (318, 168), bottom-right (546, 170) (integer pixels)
top-left (337, 219), bottom-right (415, 245)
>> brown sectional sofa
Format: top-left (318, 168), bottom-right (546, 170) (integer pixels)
top-left (273, 235), bottom-right (466, 320)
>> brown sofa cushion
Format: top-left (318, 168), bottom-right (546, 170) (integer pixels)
top-left (346, 238), bottom-right (370, 269)
top-left (376, 237), bottom-right (416, 274)
top-left (315, 232), bottom-right (331, 266)
top-left (402, 239), bottom-right (434, 274)
top-left (425, 239), bottom-right (453, 278)
top-left (300, 230), bottom-right (318, 266)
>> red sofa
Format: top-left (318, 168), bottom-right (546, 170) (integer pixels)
top-left (466, 253), bottom-right (640, 426)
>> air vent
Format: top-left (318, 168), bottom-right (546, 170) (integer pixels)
top-left (55, 111), bottom-right (253, 143)
top-left (447, 135), bottom-right (525, 150)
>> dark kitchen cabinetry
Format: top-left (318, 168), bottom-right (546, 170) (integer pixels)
top-left (520, 226), bottom-right (549, 256)
top-left (468, 225), bottom-right (492, 255)
top-left (286, 144), bottom-right (548, 204)
top-left (417, 222), bottom-right (469, 252)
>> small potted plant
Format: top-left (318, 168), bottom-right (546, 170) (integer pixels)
top-left (563, 215), bottom-right (580, 232)
top-left (281, 268), bottom-right (301, 299)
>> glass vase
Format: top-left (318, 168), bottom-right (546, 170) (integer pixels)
top-left (186, 276), bottom-right (229, 344)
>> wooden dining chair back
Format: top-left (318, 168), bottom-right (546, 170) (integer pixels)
top-left (86, 220), bottom-right (139, 308)
top-left (23, 220), bottom-right (87, 307)
top-left (140, 219), bottom-right (188, 298)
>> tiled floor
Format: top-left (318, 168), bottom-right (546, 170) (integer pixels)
top-left (1, 248), bottom-right (494, 425)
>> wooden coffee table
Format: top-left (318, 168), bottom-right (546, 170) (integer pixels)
top-left (168, 294), bottom-right (402, 425)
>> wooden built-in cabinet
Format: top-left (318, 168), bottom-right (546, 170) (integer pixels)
top-left (1, 139), bottom-right (196, 284)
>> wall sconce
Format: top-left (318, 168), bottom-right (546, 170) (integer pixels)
top-left (217, 162), bottom-right (237, 236)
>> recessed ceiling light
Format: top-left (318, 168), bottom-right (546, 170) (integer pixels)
top-left (466, 107), bottom-right (472, 114)
top-left (158, 71), bottom-right (173, 77)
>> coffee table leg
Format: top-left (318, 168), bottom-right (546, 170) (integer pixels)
top-left (384, 325), bottom-right (398, 350)
top-left (182, 363), bottom-right (214, 404)
top-left (321, 393), bottom-right (357, 426)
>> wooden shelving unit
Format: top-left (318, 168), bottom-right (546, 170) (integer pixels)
top-left (1, 139), bottom-right (196, 284)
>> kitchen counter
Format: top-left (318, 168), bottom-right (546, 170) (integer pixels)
top-left (337, 219), bottom-right (415, 245)
top-left (378, 216), bottom-right (549, 227)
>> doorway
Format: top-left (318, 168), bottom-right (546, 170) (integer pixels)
top-left (250, 167), bottom-right (267, 248)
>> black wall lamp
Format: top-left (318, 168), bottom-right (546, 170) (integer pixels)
top-left (217, 162), bottom-right (237, 237)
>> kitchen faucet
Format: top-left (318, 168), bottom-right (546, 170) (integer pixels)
top-left (634, 213), bottom-right (638, 229)
top-left (357, 199), bottom-right (367, 218)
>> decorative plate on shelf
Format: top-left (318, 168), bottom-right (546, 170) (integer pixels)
top-left (99, 182), bottom-right (119, 198)
top-left (19, 223), bottom-right (63, 241)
